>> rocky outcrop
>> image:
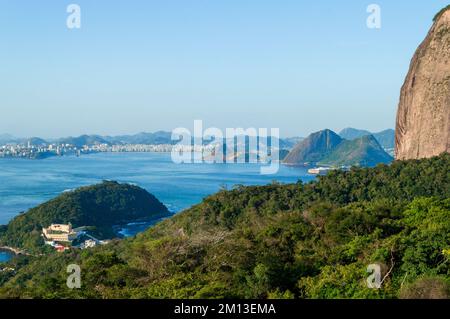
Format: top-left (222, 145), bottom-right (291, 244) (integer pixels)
top-left (395, 7), bottom-right (450, 160)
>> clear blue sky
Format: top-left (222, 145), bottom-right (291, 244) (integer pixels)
top-left (0, 0), bottom-right (448, 138)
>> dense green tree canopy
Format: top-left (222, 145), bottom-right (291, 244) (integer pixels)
top-left (0, 154), bottom-right (448, 299)
top-left (0, 181), bottom-right (169, 252)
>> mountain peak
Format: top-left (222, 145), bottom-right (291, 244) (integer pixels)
top-left (284, 129), bottom-right (393, 167)
top-left (283, 129), bottom-right (342, 165)
top-left (339, 128), bottom-right (371, 140)
top-left (434, 5), bottom-right (450, 22)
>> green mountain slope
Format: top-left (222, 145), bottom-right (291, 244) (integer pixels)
top-left (339, 128), bottom-right (395, 150)
top-left (283, 129), bottom-right (343, 164)
top-left (0, 181), bottom-right (169, 252)
top-left (319, 135), bottom-right (393, 167)
top-left (0, 154), bottom-right (448, 299)
top-left (284, 130), bottom-right (393, 167)
top-left (373, 129), bottom-right (395, 150)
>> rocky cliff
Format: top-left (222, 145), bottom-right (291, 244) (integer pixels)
top-left (395, 7), bottom-right (450, 160)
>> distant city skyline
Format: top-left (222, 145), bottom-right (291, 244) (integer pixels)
top-left (0, 126), bottom-right (395, 140)
top-left (0, 1), bottom-right (448, 138)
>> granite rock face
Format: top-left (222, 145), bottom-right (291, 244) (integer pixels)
top-left (395, 8), bottom-right (450, 160)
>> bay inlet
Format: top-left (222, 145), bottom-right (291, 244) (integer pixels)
top-left (0, 152), bottom-right (315, 262)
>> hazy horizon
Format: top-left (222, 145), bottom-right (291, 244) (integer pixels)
top-left (0, 126), bottom-right (396, 140)
top-left (1, 1), bottom-right (448, 138)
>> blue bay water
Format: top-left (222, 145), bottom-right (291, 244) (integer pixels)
top-left (0, 152), bottom-right (314, 224)
top-left (0, 152), bottom-right (315, 261)
top-left (0, 251), bottom-right (13, 263)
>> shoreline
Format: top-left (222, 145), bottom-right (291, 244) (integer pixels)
top-left (114, 212), bottom-right (176, 238)
top-left (0, 246), bottom-right (25, 255)
top-left (0, 150), bottom-right (174, 161)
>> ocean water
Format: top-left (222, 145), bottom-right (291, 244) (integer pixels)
top-left (0, 152), bottom-right (315, 262)
top-left (0, 251), bottom-right (13, 263)
top-left (0, 152), bottom-right (315, 225)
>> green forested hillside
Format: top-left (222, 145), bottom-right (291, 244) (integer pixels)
top-left (319, 135), bottom-right (393, 167)
top-left (283, 129), bottom-right (392, 167)
top-left (283, 129), bottom-right (343, 164)
top-left (338, 128), bottom-right (395, 150)
top-left (0, 181), bottom-right (169, 252)
top-left (0, 154), bottom-right (448, 299)
top-left (372, 129), bottom-right (395, 150)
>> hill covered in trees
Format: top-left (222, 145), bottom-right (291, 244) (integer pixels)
top-left (0, 154), bottom-right (448, 299)
top-left (319, 135), bottom-right (393, 167)
top-left (283, 129), bottom-right (343, 164)
top-left (339, 128), bottom-right (395, 150)
top-left (284, 129), bottom-right (393, 167)
top-left (0, 181), bottom-right (169, 252)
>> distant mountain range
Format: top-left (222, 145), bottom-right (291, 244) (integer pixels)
top-left (339, 128), bottom-right (395, 150)
top-left (0, 129), bottom-right (393, 165)
top-left (0, 134), bottom-right (22, 145)
top-left (0, 132), bottom-right (303, 149)
top-left (57, 135), bottom-right (111, 148)
top-left (338, 128), bottom-right (372, 140)
top-left (104, 131), bottom-right (174, 146)
top-left (0, 132), bottom-right (176, 147)
top-left (57, 131), bottom-right (176, 147)
top-left (283, 129), bottom-right (393, 167)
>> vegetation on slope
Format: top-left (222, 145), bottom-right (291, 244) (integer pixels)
top-left (319, 135), bottom-right (393, 167)
top-left (283, 129), bottom-right (343, 164)
top-left (284, 129), bottom-right (392, 167)
top-left (0, 154), bottom-right (448, 299)
top-left (434, 5), bottom-right (450, 22)
top-left (339, 128), bottom-right (371, 140)
top-left (372, 129), bottom-right (395, 150)
top-left (0, 181), bottom-right (169, 253)
top-left (338, 128), bottom-right (395, 150)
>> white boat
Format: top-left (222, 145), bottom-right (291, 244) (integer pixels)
top-left (307, 167), bottom-right (333, 175)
